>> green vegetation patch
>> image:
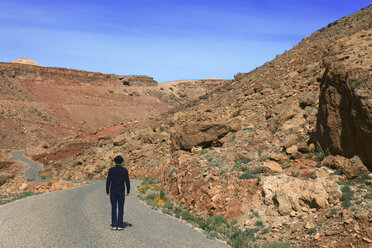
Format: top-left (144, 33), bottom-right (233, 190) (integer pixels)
top-left (357, 174), bottom-right (372, 184)
top-left (240, 167), bottom-right (263, 180)
top-left (326, 209), bottom-right (337, 218)
top-left (141, 177), bottom-right (160, 185)
top-left (257, 149), bottom-right (263, 157)
top-left (332, 169), bottom-right (342, 175)
top-left (272, 120), bottom-right (279, 134)
top-left (307, 228), bottom-right (317, 234)
top-left (198, 149), bottom-right (209, 156)
top-left (0, 191), bottom-right (41, 205)
top-left (290, 171), bottom-right (298, 177)
top-left (363, 193), bottom-right (372, 199)
top-left (255, 220), bottom-right (264, 227)
top-left (168, 168), bottom-right (176, 178)
top-left (313, 146), bottom-right (330, 160)
top-left (340, 185), bottom-right (355, 209)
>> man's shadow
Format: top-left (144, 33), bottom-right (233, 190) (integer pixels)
top-left (110, 222), bottom-right (133, 229)
top-left (121, 222), bottom-right (133, 228)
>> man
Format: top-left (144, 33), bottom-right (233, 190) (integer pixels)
top-left (106, 155), bottom-right (130, 230)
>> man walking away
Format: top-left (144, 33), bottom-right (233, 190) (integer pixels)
top-left (106, 155), bottom-right (130, 230)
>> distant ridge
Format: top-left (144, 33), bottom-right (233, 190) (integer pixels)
top-left (9, 57), bottom-right (41, 66)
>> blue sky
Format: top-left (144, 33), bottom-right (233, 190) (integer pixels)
top-left (0, 0), bottom-right (370, 81)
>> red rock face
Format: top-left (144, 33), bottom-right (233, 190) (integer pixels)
top-left (316, 30), bottom-right (372, 170)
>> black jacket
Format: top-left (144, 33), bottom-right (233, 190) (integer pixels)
top-left (106, 164), bottom-right (130, 196)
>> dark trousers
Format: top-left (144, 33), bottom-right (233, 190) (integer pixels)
top-left (110, 195), bottom-right (125, 227)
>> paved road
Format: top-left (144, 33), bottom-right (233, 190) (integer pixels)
top-left (10, 150), bottom-right (43, 181)
top-left (1, 154), bottom-right (229, 248)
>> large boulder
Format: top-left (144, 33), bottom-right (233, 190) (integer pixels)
top-left (138, 132), bottom-right (168, 144)
top-left (113, 134), bottom-right (126, 146)
top-left (170, 119), bottom-right (241, 151)
top-left (282, 134), bottom-right (300, 149)
top-left (234, 149), bottom-right (259, 161)
top-left (268, 152), bottom-right (289, 163)
top-left (278, 105), bottom-right (306, 131)
top-left (316, 49), bottom-right (372, 170)
top-left (299, 94), bottom-right (316, 109)
top-left (321, 155), bottom-right (369, 179)
top-left (262, 161), bottom-right (283, 174)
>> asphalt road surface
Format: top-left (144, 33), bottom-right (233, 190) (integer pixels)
top-left (1, 153), bottom-right (229, 248)
top-left (10, 150), bottom-right (43, 181)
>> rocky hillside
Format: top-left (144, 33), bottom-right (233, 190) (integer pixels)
top-left (4, 4), bottom-right (372, 248)
top-left (0, 62), bottom-right (228, 150)
top-left (47, 4), bottom-right (371, 178)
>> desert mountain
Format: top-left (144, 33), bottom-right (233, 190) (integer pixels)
top-left (0, 62), bottom-right (228, 150)
top-left (2, 4), bottom-right (372, 248)
top-left (9, 57), bottom-right (41, 66)
top-left (0, 62), bottom-right (227, 190)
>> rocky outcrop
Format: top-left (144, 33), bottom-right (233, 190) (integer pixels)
top-left (170, 119), bottom-right (241, 151)
top-left (0, 62), bottom-right (151, 85)
top-left (121, 75), bottom-right (157, 86)
top-left (262, 160), bottom-right (283, 174)
top-left (321, 155), bottom-right (369, 179)
top-left (261, 169), bottom-right (341, 215)
top-left (316, 36), bottom-right (372, 170)
top-left (113, 134), bottom-right (126, 146)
